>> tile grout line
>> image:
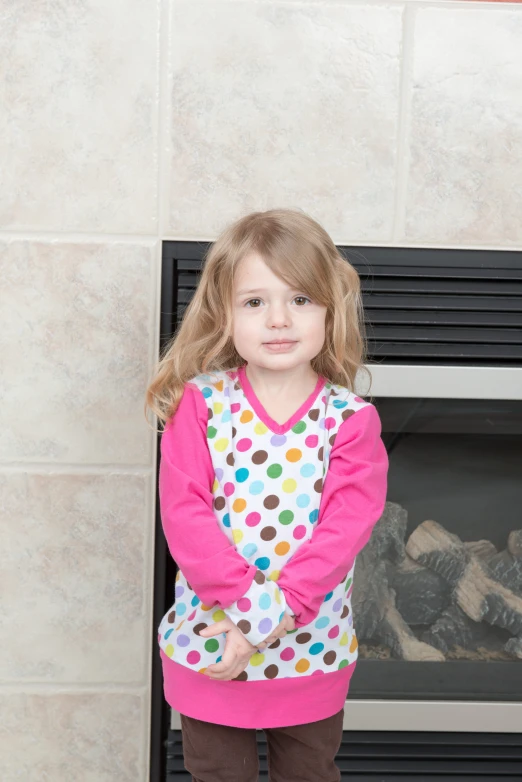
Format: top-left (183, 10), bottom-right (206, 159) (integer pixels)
top-left (392, 4), bottom-right (415, 244)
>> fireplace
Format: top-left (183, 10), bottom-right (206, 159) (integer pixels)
top-left (347, 364), bottom-right (522, 733)
top-left (153, 244), bottom-right (522, 780)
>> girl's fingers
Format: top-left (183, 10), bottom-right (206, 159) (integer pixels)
top-left (198, 621), bottom-right (228, 638)
top-left (204, 661), bottom-right (230, 675)
top-left (258, 629), bottom-right (287, 649)
top-left (204, 663), bottom-right (244, 680)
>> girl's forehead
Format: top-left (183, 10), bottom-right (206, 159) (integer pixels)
top-left (234, 252), bottom-right (294, 289)
top-left (235, 253), bottom-right (278, 285)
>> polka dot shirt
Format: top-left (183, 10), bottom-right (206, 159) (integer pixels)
top-left (158, 366), bottom-right (374, 682)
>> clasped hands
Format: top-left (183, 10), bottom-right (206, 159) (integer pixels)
top-left (199, 612), bottom-right (296, 681)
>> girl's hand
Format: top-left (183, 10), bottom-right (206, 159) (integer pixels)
top-left (199, 617), bottom-right (258, 681)
top-left (256, 613), bottom-right (296, 650)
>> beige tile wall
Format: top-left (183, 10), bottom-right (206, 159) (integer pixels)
top-left (1, 0), bottom-right (521, 779)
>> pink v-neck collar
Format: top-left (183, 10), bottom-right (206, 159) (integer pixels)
top-left (237, 364), bottom-right (327, 435)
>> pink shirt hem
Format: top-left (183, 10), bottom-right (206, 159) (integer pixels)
top-left (160, 650), bottom-right (356, 728)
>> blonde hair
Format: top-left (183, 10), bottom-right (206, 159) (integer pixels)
top-left (145, 208), bottom-right (370, 431)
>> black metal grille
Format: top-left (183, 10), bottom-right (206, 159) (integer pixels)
top-left (167, 729), bottom-right (522, 780)
top-left (162, 242), bottom-right (522, 366)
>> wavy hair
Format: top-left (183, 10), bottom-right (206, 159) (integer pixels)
top-left (145, 209), bottom-right (370, 431)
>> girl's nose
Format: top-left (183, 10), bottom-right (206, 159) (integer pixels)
top-left (266, 303), bottom-right (292, 328)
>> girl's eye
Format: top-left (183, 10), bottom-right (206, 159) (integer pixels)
top-left (244, 296), bottom-right (312, 308)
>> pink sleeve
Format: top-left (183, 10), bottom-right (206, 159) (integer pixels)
top-left (159, 383), bottom-right (257, 607)
top-left (277, 404), bottom-right (389, 628)
top-left (159, 383), bottom-right (289, 646)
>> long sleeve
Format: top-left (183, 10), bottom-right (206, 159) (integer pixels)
top-left (277, 404), bottom-right (388, 628)
top-left (159, 383), bottom-right (288, 646)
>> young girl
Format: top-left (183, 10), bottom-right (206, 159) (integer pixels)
top-left (145, 209), bottom-right (388, 782)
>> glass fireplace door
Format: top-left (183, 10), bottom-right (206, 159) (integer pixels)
top-left (350, 397), bottom-right (522, 703)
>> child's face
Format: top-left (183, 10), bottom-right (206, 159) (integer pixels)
top-left (232, 252), bottom-right (327, 372)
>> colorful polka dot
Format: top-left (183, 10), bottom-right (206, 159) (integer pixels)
top-left (232, 498), bottom-right (247, 512)
top-left (242, 543), bottom-right (258, 558)
top-left (232, 529), bottom-right (244, 544)
top-left (293, 525), bottom-right (307, 540)
top-left (187, 651), bottom-right (201, 665)
top-left (315, 616), bottom-right (330, 629)
top-left (278, 510), bottom-right (294, 525)
top-left (235, 468), bottom-right (249, 482)
top-left (214, 438), bottom-right (229, 452)
top-left (237, 598), bottom-right (251, 612)
top-left (258, 618), bottom-right (273, 634)
top-left (300, 463), bottom-right (315, 477)
top-left (275, 541), bottom-right (291, 556)
top-left (286, 448), bottom-right (302, 463)
top-left (255, 556), bottom-right (271, 570)
top-left (246, 512), bottom-right (261, 527)
top-left (237, 438), bottom-right (252, 452)
top-left (249, 480), bottom-right (264, 495)
top-left (296, 493), bottom-right (310, 508)
top-left (271, 434), bottom-right (287, 447)
top-left (266, 463), bottom-right (283, 479)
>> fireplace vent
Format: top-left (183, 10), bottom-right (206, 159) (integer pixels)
top-left (162, 243), bottom-right (522, 367)
top-left (167, 728), bottom-right (522, 779)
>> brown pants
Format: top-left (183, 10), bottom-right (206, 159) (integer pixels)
top-left (180, 708), bottom-right (344, 782)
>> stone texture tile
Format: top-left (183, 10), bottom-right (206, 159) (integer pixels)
top-left (404, 7), bottom-right (522, 245)
top-left (0, 240), bottom-right (155, 464)
top-left (167, 1), bottom-right (403, 242)
top-left (0, 1), bottom-right (159, 233)
top-left (0, 693), bottom-right (145, 781)
top-left (0, 472), bottom-right (151, 683)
